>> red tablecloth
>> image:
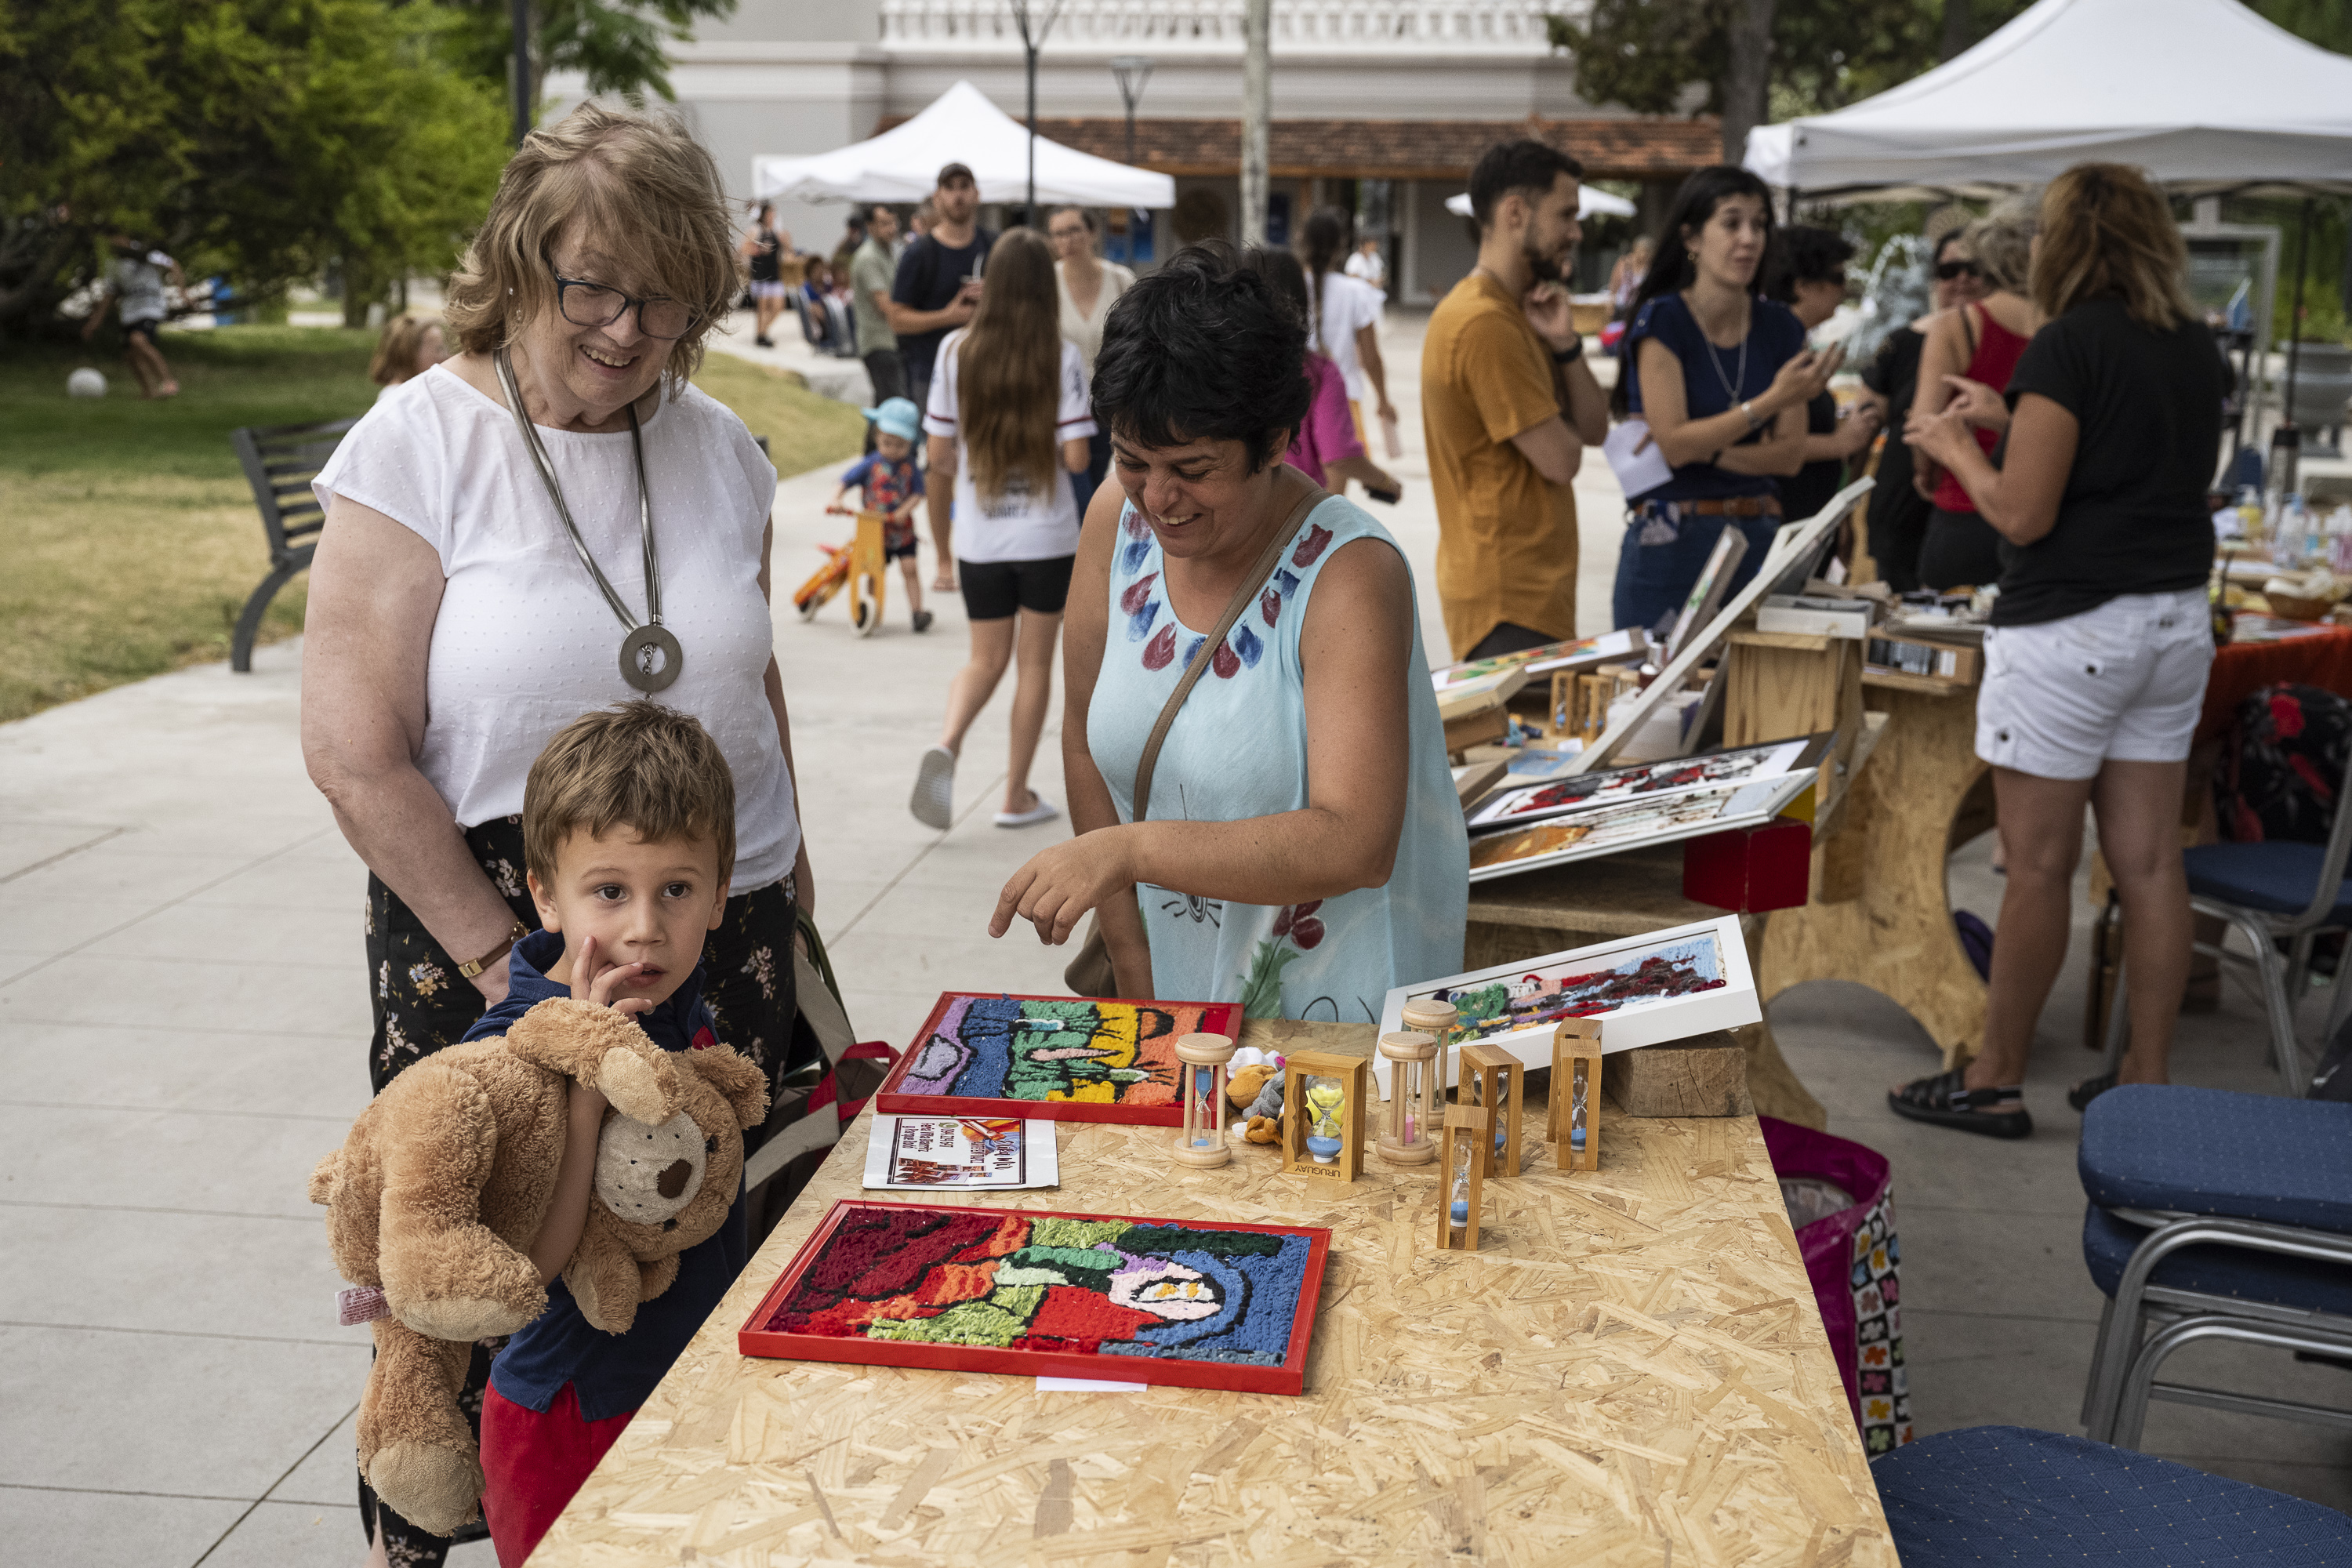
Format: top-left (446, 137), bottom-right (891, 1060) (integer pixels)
top-left (2198, 622), bottom-right (2352, 744)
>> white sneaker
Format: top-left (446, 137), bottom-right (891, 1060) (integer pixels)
top-left (910, 745), bottom-right (956, 829)
top-left (993, 796), bottom-right (1060, 829)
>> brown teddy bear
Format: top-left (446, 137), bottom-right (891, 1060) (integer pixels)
top-left (309, 996), bottom-right (767, 1536)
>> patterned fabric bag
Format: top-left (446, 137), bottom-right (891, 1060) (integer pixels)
top-left (2214, 683), bottom-right (2352, 844)
top-left (1759, 1116), bottom-right (1911, 1454)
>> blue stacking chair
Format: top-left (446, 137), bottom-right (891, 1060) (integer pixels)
top-left (2074, 1086), bottom-right (2352, 1449)
top-left (2147, 746), bottom-right (2352, 1096)
top-left (1872, 1425), bottom-right (2351, 1563)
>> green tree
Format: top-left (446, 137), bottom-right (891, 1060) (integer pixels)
top-left (437, 0), bottom-right (737, 111)
top-left (0, 0), bottom-right (507, 335)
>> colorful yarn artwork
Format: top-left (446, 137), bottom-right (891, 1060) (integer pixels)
top-left (896, 996), bottom-right (1224, 1109)
top-left (762, 1206), bottom-right (1314, 1369)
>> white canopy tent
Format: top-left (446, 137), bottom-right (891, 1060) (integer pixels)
top-left (753, 81), bottom-right (1176, 211)
top-left (1744, 0), bottom-right (2352, 199)
top-left (1443, 187), bottom-right (1639, 220)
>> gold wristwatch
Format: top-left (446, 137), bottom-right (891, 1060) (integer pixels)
top-left (459, 919), bottom-right (530, 980)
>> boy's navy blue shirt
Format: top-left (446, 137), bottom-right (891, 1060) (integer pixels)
top-left (466, 930), bottom-right (748, 1421)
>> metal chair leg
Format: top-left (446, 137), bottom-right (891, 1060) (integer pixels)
top-left (232, 560), bottom-right (299, 673)
top-left (2238, 915), bottom-right (2308, 1096)
top-left (2081, 1294), bottom-right (2122, 1431)
top-left (2100, 956), bottom-right (2130, 1077)
top-left (2111, 1315), bottom-right (2352, 1448)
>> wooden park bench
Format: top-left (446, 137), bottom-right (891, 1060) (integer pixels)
top-left (227, 416), bottom-right (357, 673)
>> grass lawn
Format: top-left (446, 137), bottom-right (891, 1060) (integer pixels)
top-left (0, 327), bottom-right (863, 723)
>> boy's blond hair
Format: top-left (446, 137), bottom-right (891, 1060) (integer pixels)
top-left (523, 702), bottom-right (736, 884)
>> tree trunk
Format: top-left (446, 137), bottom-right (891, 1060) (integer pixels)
top-left (1240, 0), bottom-right (1271, 246)
top-left (1940, 0), bottom-right (1973, 60)
top-left (1719, 0), bottom-right (1776, 167)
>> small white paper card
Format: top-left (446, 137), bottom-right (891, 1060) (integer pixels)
top-left (1603, 418), bottom-right (1674, 498)
top-left (1037, 1376), bottom-right (1149, 1392)
top-left (861, 1116), bottom-right (1059, 1191)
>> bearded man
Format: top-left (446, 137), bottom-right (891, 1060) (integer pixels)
top-left (1421, 140), bottom-right (1611, 661)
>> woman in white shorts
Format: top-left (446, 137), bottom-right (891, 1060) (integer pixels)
top-left (1893, 162), bottom-right (2227, 1138)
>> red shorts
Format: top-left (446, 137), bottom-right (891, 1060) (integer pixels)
top-left (479, 1381), bottom-right (633, 1567)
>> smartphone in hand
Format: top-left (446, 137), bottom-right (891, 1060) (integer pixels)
top-left (1366, 485), bottom-right (1401, 505)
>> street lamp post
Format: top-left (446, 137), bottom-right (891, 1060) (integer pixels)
top-left (508, 0), bottom-right (532, 147)
top-left (1009, 1), bottom-right (1069, 227)
top-left (1110, 55), bottom-right (1155, 166)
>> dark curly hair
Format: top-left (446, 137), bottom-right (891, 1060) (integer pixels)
top-left (1762, 224), bottom-right (1855, 305)
top-left (1091, 241), bottom-right (1311, 474)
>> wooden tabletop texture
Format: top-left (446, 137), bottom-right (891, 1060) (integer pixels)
top-left (534, 1019), bottom-right (1894, 1567)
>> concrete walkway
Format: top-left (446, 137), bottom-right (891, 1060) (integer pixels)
top-left (0, 310), bottom-right (2340, 1568)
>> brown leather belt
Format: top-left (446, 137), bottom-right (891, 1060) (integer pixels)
top-left (1672, 496), bottom-right (1782, 517)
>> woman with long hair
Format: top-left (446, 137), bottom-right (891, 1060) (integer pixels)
top-left (1857, 227), bottom-right (1987, 590)
top-left (1895, 163), bottom-right (2226, 1134)
top-left (739, 201), bottom-right (788, 347)
top-left (1911, 199), bottom-right (2039, 589)
top-left (368, 311), bottom-right (445, 397)
top-left (909, 227), bottom-right (1094, 831)
top-left (1298, 205), bottom-right (1395, 466)
top-left (1246, 249), bottom-right (1401, 496)
top-left (1047, 205), bottom-right (1136, 513)
top-left (1610, 165), bottom-right (1840, 633)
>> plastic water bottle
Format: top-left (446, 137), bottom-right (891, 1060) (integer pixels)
top-left (2273, 495), bottom-right (2309, 568)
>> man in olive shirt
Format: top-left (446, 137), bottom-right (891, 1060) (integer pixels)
top-left (1421, 140), bottom-right (1610, 660)
top-left (850, 204), bottom-right (905, 405)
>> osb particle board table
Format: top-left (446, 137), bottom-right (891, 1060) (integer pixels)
top-left (532, 1020), bottom-right (1895, 1566)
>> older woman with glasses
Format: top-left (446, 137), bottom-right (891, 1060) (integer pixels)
top-left (302, 102), bottom-right (813, 1565)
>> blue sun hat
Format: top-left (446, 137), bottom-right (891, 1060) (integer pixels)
top-left (862, 396), bottom-right (921, 443)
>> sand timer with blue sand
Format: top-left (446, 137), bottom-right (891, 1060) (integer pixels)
top-left (1170, 1033), bottom-right (1238, 1170)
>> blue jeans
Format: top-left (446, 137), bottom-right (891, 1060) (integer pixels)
top-left (1610, 506), bottom-right (1781, 635)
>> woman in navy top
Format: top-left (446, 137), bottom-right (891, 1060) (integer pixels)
top-left (1610, 166), bottom-right (1839, 633)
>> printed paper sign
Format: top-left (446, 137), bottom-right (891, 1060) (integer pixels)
top-left (861, 1116), bottom-right (1059, 1191)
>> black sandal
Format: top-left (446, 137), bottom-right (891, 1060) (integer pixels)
top-left (2067, 1072), bottom-right (2118, 1112)
top-left (1889, 1068), bottom-right (2032, 1138)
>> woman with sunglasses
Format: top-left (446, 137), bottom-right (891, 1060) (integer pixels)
top-left (1911, 200), bottom-right (2040, 590)
top-left (303, 103), bottom-right (814, 1565)
top-left (1763, 226), bottom-right (1883, 524)
top-left (1856, 229), bottom-right (1987, 589)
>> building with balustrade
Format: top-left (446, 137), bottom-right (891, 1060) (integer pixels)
top-left (551, 1), bottom-right (1715, 305)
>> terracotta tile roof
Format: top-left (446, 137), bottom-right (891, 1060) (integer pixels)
top-left (876, 114), bottom-right (1719, 181)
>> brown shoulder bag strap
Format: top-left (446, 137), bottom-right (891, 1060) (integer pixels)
top-left (1130, 476), bottom-right (1330, 823)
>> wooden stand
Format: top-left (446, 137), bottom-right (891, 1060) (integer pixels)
top-left (1550, 1018), bottom-right (1602, 1171)
top-left (1458, 1042), bottom-right (1524, 1178)
top-left (1280, 1050), bottom-right (1366, 1182)
top-left (1554, 665), bottom-right (1642, 744)
top-left (1375, 1031), bottom-right (1441, 1165)
top-left (1170, 1033), bottom-right (1237, 1169)
top-left (1437, 1105), bottom-right (1489, 1250)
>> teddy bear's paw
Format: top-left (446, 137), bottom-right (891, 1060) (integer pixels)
top-left (1243, 1115), bottom-right (1283, 1145)
top-left (369, 1440), bottom-right (485, 1537)
top-left (398, 1293), bottom-right (539, 1342)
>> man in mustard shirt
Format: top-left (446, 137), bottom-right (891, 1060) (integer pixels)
top-left (1421, 140), bottom-right (1611, 661)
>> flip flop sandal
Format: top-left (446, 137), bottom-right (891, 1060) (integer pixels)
top-left (2067, 1072), bottom-right (2118, 1112)
top-left (1888, 1068), bottom-right (2032, 1138)
top-left (909, 744), bottom-right (955, 830)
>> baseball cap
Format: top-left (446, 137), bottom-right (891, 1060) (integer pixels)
top-left (938, 162), bottom-right (976, 190)
top-left (862, 397), bottom-right (921, 443)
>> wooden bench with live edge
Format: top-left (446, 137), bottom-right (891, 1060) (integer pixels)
top-left (528, 1018), bottom-right (1897, 1565)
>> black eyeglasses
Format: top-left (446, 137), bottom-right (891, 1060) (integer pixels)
top-left (549, 266), bottom-right (695, 340)
top-left (1936, 260), bottom-right (1982, 281)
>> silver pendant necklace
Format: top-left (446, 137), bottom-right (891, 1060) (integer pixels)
top-left (1698, 292), bottom-right (1751, 413)
top-left (495, 346), bottom-right (681, 694)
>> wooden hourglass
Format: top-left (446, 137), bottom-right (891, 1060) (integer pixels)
top-left (1436, 1104), bottom-right (1489, 1250)
top-left (1280, 1051), bottom-right (1366, 1182)
top-left (1171, 1033), bottom-right (1238, 1168)
top-left (1399, 996), bottom-right (1460, 1085)
top-left (1550, 1018), bottom-right (1602, 1172)
top-left (1460, 1042), bottom-right (1525, 1178)
top-left (1376, 1031), bottom-right (1442, 1165)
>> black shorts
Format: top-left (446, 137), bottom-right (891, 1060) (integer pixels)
top-left (959, 554), bottom-right (1074, 620)
top-left (884, 538), bottom-right (918, 562)
top-left (123, 318), bottom-right (162, 344)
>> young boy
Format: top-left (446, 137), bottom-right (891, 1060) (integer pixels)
top-left (829, 395), bottom-right (932, 631)
top-left (465, 702), bottom-right (744, 1566)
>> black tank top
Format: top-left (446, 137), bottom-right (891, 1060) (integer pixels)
top-left (748, 225), bottom-right (780, 283)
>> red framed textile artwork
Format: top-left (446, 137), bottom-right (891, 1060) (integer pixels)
top-left (872, 993), bottom-right (1244, 1127)
top-left (740, 1201), bottom-right (1331, 1396)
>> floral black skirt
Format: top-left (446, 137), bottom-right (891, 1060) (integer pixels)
top-left (358, 815), bottom-right (797, 1559)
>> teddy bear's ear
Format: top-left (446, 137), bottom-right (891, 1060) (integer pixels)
top-left (688, 1044), bottom-right (770, 1131)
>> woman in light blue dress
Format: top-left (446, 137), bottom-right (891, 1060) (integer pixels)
top-left (990, 245), bottom-right (1467, 1022)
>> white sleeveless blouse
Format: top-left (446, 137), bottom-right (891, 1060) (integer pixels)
top-left (313, 365), bottom-right (798, 889)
